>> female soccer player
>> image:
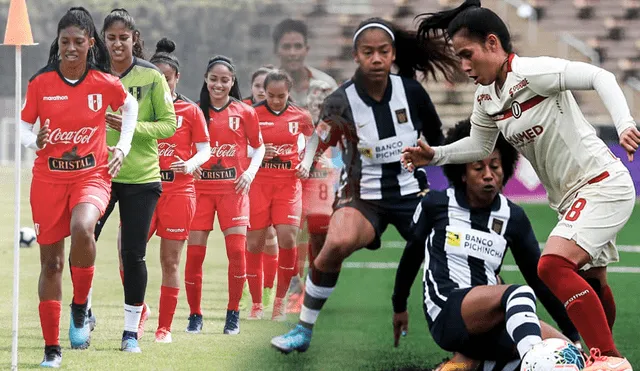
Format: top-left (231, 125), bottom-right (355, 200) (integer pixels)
top-left (271, 17), bottom-right (455, 353)
top-left (93, 8), bottom-right (177, 353)
top-left (148, 39), bottom-right (211, 343)
top-left (184, 55), bottom-right (265, 335)
top-left (246, 70), bottom-right (319, 321)
top-left (241, 65), bottom-right (280, 311)
top-left (21, 7), bottom-right (138, 367)
top-left (393, 119), bottom-right (580, 369)
top-left (402, 1), bottom-right (639, 368)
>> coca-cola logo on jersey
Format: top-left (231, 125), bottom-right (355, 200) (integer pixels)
top-left (158, 142), bottom-right (177, 157)
top-left (273, 144), bottom-right (294, 156)
top-left (49, 127), bottom-right (98, 145)
top-left (210, 142), bottom-right (237, 157)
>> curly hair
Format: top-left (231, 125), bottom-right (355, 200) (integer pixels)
top-left (442, 118), bottom-right (518, 189)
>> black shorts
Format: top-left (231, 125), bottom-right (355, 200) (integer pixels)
top-left (333, 193), bottom-right (422, 250)
top-left (428, 287), bottom-right (518, 360)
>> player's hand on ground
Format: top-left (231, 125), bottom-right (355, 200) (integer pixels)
top-left (107, 146), bottom-right (124, 177)
top-left (401, 139), bottom-right (435, 172)
top-left (36, 119), bottom-right (51, 149)
top-left (393, 311), bottom-right (409, 347)
top-left (170, 156), bottom-right (189, 174)
top-left (106, 112), bottom-right (123, 132)
top-left (295, 163), bottom-right (310, 179)
top-left (264, 143), bottom-right (276, 160)
top-left (620, 126), bottom-right (640, 161)
top-left (234, 172), bottom-right (254, 194)
top-left (193, 167), bottom-right (203, 180)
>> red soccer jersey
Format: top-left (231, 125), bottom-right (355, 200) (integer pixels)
top-left (21, 65), bottom-right (128, 183)
top-left (158, 94), bottom-right (210, 195)
top-left (253, 102), bottom-right (314, 181)
top-left (196, 98), bottom-right (262, 194)
top-left (242, 98), bottom-right (254, 105)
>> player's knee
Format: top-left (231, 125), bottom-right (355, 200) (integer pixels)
top-left (277, 233), bottom-right (297, 249)
top-left (70, 219), bottom-right (96, 243)
top-left (41, 256), bottom-right (64, 278)
top-left (121, 249), bottom-right (145, 268)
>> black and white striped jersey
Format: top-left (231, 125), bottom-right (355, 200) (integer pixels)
top-left (318, 72), bottom-right (443, 200)
top-left (392, 187), bottom-right (578, 340)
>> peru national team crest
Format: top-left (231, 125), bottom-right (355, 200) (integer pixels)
top-left (229, 116), bottom-right (240, 131)
top-left (88, 94), bottom-right (102, 112)
top-left (288, 121), bottom-right (299, 135)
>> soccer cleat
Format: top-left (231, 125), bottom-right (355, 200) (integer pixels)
top-left (272, 297), bottom-right (287, 321)
top-left (239, 282), bottom-right (251, 312)
top-left (39, 345), bottom-right (62, 368)
top-left (185, 313), bottom-right (203, 334)
top-left (155, 327), bottom-right (172, 343)
top-left (137, 303), bottom-right (150, 340)
top-left (433, 357), bottom-right (479, 371)
top-left (271, 324), bottom-right (312, 354)
top-left (263, 287), bottom-right (275, 310)
top-left (69, 302), bottom-right (91, 349)
top-left (87, 308), bottom-right (96, 332)
top-left (583, 348), bottom-right (632, 371)
top-left (286, 292), bottom-right (303, 314)
top-left (223, 310), bottom-right (240, 335)
top-left (120, 331), bottom-right (141, 353)
top-left (247, 303), bottom-right (264, 320)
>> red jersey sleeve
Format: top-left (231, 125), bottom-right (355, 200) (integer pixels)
top-left (21, 78), bottom-right (39, 124)
top-left (191, 105), bottom-right (210, 143)
top-left (301, 111), bottom-right (314, 136)
top-left (244, 106), bottom-right (262, 148)
top-left (109, 79), bottom-right (128, 111)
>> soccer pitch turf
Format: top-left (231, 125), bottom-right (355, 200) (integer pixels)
top-left (0, 167), bottom-right (638, 370)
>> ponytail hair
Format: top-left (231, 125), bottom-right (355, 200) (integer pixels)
top-left (48, 7), bottom-right (111, 74)
top-left (263, 69), bottom-right (294, 92)
top-left (417, 0), bottom-right (513, 54)
top-left (199, 55), bottom-right (241, 122)
top-left (102, 8), bottom-right (145, 59)
top-left (352, 17), bottom-right (459, 82)
top-left (150, 37), bottom-right (180, 74)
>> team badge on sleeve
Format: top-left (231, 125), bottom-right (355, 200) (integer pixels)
top-left (88, 94), bottom-right (102, 112)
top-left (491, 218), bottom-right (504, 234)
top-left (229, 116), bottom-right (240, 131)
top-left (288, 121), bottom-right (299, 135)
top-left (176, 115), bottom-right (184, 129)
top-left (395, 108), bottom-right (408, 124)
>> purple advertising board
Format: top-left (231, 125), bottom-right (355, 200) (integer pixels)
top-left (425, 144), bottom-right (640, 203)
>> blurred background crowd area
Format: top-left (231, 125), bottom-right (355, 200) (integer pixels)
top-left (1, 0), bottom-right (639, 141)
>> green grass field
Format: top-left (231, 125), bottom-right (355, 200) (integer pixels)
top-left (0, 166), bottom-right (638, 370)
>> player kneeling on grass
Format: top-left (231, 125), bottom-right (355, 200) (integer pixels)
top-left (21, 7), bottom-right (137, 368)
top-left (147, 38), bottom-right (211, 343)
top-left (392, 119), bottom-right (580, 369)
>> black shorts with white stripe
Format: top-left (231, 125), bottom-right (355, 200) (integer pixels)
top-left (333, 193), bottom-right (422, 250)
top-left (428, 287), bottom-right (519, 361)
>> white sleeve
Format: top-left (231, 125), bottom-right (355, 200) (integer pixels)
top-left (114, 93), bottom-right (138, 157)
top-left (244, 143), bottom-right (265, 179)
top-left (184, 142), bottom-right (211, 174)
top-left (20, 120), bottom-right (39, 150)
top-left (301, 133), bottom-right (320, 170)
top-left (561, 61), bottom-right (636, 136)
top-left (432, 122), bottom-right (500, 166)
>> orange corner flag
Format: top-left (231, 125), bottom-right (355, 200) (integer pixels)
top-left (3, 0), bottom-right (36, 46)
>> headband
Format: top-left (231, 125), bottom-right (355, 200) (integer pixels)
top-left (207, 59), bottom-right (235, 73)
top-left (352, 23), bottom-right (395, 46)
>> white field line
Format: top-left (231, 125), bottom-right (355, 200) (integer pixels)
top-left (342, 262), bottom-right (640, 273)
top-left (381, 241), bottom-right (640, 253)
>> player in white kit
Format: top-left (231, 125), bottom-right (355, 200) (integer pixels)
top-left (402, 1), bottom-right (639, 369)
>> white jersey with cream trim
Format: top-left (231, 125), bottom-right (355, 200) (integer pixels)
top-left (471, 54), bottom-right (620, 210)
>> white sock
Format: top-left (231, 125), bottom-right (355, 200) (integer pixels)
top-left (87, 288), bottom-right (93, 310)
top-left (124, 304), bottom-right (143, 333)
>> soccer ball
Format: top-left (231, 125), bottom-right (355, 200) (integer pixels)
top-left (20, 227), bottom-right (36, 248)
top-left (521, 338), bottom-right (585, 371)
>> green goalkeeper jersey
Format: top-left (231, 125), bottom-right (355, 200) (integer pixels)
top-left (107, 57), bottom-right (176, 184)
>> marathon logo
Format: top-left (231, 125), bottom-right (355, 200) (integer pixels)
top-left (232, 216), bottom-right (249, 221)
top-left (200, 167), bottom-right (236, 180)
top-left (48, 153), bottom-right (95, 171)
top-left (160, 170), bottom-right (175, 182)
top-left (505, 125), bottom-right (544, 147)
top-left (166, 228), bottom-right (185, 233)
top-left (43, 95), bottom-right (69, 101)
